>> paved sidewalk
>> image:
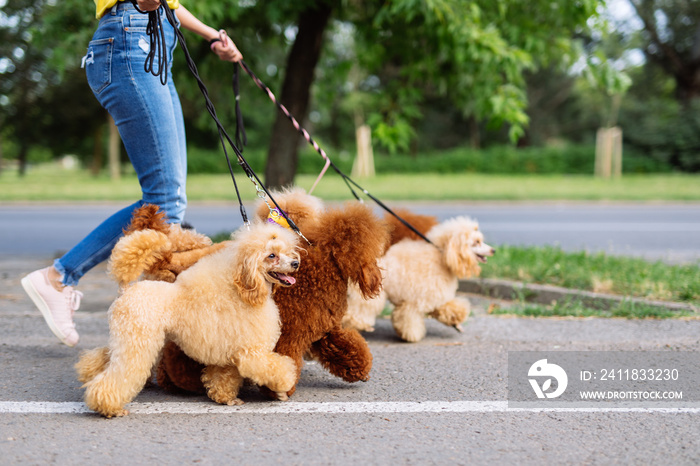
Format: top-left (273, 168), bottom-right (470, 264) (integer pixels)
top-left (2, 256), bottom-right (700, 465)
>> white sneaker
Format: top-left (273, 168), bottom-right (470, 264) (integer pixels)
top-left (21, 267), bottom-right (82, 347)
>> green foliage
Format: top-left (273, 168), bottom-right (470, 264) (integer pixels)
top-left (629, 0), bottom-right (700, 102)
top-left (621, 98), bottom-right (700, 172)
top-left (584, 51), bottom-right (632, 98)
top-left (187, 145), bottom-right (268, 175)
top-left (320, 0), bottom-right (603, 153)
top-left (1, 0), bottom-right (106, 168)
top-left (1, 0), bottom-right (633, 181)
top-left (187, 143), bottom-right (353, 175)
top-left (368, 144), bottom-right (670, 174)
top-left (184, 142), bottom-right (673, 176)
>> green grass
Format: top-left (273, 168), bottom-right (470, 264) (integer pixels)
top-left (480, 245), bottom-right (700, 306)
top-left (2, 163), bottom-right (700, 202)
top-left (488, 299), bottom-right (697, 319)
top-left (480, 245), bottom-right (699, 319)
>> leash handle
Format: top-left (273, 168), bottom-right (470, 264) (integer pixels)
top-left (131, 0), bottom-right (168, 85)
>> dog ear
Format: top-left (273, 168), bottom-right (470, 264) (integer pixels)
top-left (322, 203), bottom-right (390, 299)
top-left (443, 233), bottom-right (480, 278)
top-left (356, 261), bottom-right (383, 300)
top-left (232, 242), bottom-right (269, 308)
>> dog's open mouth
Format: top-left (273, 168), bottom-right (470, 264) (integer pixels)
top-left (475, 254), bottom-right (488, 264)
top-left (268, 272), bottom-right (296, 286)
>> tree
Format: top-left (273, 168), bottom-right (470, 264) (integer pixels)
top-left (265, 3), bottom-right (333, 188)
top-left (0, 0), bottom-right (52, 175)
top-left (1, 0), bottom-right (607, 185)
top-left (629, 0), bottom-right (700, 103)
top-left (0, 0), bottom-right (103, 174)
top-left (258, 0), bottom-right (604, 188)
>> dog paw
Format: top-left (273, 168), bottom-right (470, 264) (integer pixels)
top-left (266, 356), bottom-right (297, 394)
top-left (208, 391), bottom-right (242, 406)
top-left (274, 391), bottom-right (289, 402)
top-left (103, 408), bottom-right (129, 418)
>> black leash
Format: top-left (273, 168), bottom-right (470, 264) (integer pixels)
top-left (132, 0), bottom-right (305, 240)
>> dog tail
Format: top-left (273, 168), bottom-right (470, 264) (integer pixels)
top-left (109, 230), bottom-right (173, 287)
top-left (385, 209), bottom-right (439, 246)
top-left (123, 204), bottom-right (171, 235)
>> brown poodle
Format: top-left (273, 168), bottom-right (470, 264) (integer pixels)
top-left (156, 188), bottom-right (390, 398)
top-left (75, 222), bottom-right (301, 417)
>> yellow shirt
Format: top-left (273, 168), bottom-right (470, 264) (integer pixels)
top-left (95, 0), bottom-right (180, 19)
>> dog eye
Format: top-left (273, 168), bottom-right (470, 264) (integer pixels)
top-left (268, 253), bottom-right (276, 259)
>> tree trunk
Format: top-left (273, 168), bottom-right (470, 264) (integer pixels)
top-left (265, 4), bottom-right (333, 189)
top-left (90, 122), bottom-right (104, 176)
top-left (468, 116), bottom-right (481, 149)
top-left (108, 114), bottom-right (121, 180)
top-left (18, 143), bottom-right (28, 177)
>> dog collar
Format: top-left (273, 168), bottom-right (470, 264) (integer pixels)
top-left (267, 208), bottom-right (291, 230)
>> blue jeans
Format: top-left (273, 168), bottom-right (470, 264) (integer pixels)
top-left (55, 2), bottom-right (186, 286)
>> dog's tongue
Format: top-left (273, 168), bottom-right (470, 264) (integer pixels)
top-left (278, 274), bottom-right (296, 286)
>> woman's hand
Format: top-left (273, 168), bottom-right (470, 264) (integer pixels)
top-left (211, 30), bottom-right (243, 63)
top-left (136, 0), bottom-right (161, 12)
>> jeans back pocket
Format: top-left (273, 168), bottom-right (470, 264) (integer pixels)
top-left (85, 38), bottom-right (114, 95)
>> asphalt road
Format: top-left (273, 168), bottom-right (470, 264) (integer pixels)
top-left (2, 201), bottom-right (700, 263)
top-left (1, 203), bottom-right (699, 464)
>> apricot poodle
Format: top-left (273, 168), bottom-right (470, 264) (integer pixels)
top-left (342, 209), bottom-right (438, 332)
top-left (75, 222), bottom-right (301, 417)
top-left (345, 215), bottom-right (495, 342)
top-left (156, 188), bottom-right (390, 398)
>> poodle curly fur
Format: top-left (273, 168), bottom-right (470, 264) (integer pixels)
top-left (344, 214), bottom-right (495, 342)
top-left (154, 188), bottom-right (391, 398)
top-left (75, 222), bottom-right (301, 417)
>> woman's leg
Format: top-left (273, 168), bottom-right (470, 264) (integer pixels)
top-left (58, 4), bottom-right (185, 287)
top-left (22, 4), bottom-right (186, 346)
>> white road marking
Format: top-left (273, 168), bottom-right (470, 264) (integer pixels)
top-left (1, 401), bottom-right (698, 414)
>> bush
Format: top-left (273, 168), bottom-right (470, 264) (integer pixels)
top-left (187, 146), bottom-right (267, 175)
top-left (186, 143), bottom-right (674, 176)
top-left (372, 144), bottom-right (671, 175)
top-left (621, 99), bottom-right (700, 173)
top-left (187, 144), bottom-right (355, 176)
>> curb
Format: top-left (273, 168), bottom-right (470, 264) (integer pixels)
top-left (459, 278), bottom-right (698, 314)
